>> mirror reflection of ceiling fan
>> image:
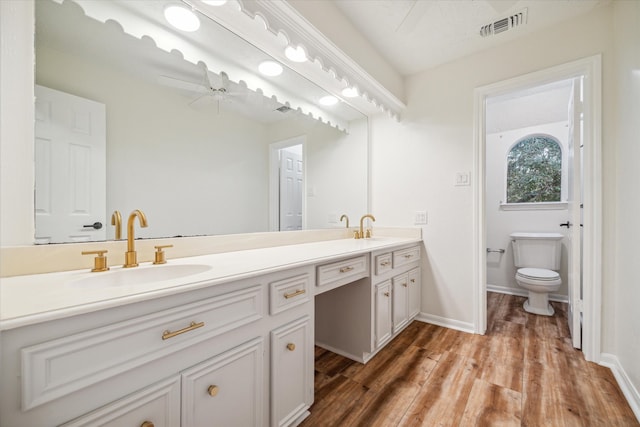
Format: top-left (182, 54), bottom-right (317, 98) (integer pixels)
top-left (157, 64), bottom-right (244, 113)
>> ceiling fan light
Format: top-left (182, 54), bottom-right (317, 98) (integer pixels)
top-left (164, 5), bottom-right (200, 32)
top-left (258, 61), bottom-right (283, 77)
top-left (202, 0), bottom-right (228, 5)
top-left (285, 45), bottom-right (307, 63)
top-left (341, 87), bottom-right (358, 98)
top-left (319, 95), bottom-right (338, 106)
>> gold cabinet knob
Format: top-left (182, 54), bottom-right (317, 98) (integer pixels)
top-left (384, 292), bottom-right (390, 297)
top-left (402, 282), bottom-right (408, 287)
top-left (286, 343), bottom-right (296, 351)
top-left (81, 250), bottom-right (109, 272)
top-left (208, 385), bottom-right (219, 397)
top-left (141, 422), bottom-right (154, 427)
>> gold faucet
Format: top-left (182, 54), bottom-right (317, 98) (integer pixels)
top-left (340, 214), bottom-right (349, 229)
top-left (355, 214), bottom-right (375, 239)
top-left (111, 210), bottom-right (122, 240)
top-left (124, 209), bottom-right (148, 268)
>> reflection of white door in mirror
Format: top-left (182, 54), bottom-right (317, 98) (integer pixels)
top-left (34, 85), bottom-right (106, 243)
top-left (279, 146), bottom-right (303, 231)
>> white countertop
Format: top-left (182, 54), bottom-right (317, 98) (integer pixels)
top-left (0, 237), bottom-right (420, 330)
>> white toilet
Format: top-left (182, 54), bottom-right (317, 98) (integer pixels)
top-left (510, 232), bottom-right (564, 316)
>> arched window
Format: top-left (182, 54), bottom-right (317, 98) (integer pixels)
top-left (506, 135), bottom-right (562, 203)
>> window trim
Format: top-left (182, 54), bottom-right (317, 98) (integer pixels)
top-left (500, 201), bottom-right (568, 211)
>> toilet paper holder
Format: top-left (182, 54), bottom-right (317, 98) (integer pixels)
top-left (486, 248), bottom-right (505, 254)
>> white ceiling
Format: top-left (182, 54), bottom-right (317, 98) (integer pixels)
top-left (332, 0), bottom-right (608, 76)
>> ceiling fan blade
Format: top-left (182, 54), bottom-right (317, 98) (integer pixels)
top-left (189, 94), bottom-right (217, 109)
top-left (157, 75), bottom-right (207, 93)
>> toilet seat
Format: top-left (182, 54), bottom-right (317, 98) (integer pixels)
top-left (516, 268), bottom-right (560, 281)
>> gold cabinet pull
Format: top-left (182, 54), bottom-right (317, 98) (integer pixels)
top-left (380, 261), bottom-right (390, 266)
top-left (208, 385), bottom-right (219, 397)
top-left (411, 278), bottom-right (416, 283)
top-left (162, 321), bottom-right (204, 340)
top-left (284, 289), bottom-right (306, 299)
top-left (402, 282), bottom-right (408, 287)
top-left (141, 422), bottom-right (154, 427)
top-left (339, 266), bottom-right (354, 273)
top-left (287, 343), bottom-right (296, 351)
top-left (383, 292), bottom-right (390, 297)
top-left (404, 254), bottom-right (413, 259)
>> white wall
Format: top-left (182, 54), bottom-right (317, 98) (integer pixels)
top-left (371, 4), bottom-right (616, 328)
top-left (612, 0), bottom-right (640, 406)
top-left (486, 122), bottom-right (569, 297)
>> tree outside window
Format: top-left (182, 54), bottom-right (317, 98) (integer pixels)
top-left (506, 135), bottom-right (562, 203)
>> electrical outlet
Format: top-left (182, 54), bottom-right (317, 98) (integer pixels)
top-left (414, 211), bottom-right (428, 225)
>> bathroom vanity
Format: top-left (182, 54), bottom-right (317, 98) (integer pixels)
top-left (0, 237), bottom-right (421, 427)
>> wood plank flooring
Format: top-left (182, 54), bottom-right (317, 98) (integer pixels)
top-left (301, 292), bottom-right (639, 426)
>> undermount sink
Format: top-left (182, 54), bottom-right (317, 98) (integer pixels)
top-left (70, 263), bottom-right (213, 288)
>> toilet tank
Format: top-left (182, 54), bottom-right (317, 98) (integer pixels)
top-left (510, 232), bottom-right (563, 270)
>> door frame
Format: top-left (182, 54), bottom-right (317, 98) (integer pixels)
top-left (268, 135), bottom-right (306, 232)
top-left (472, 55), bottom-right (602, 362)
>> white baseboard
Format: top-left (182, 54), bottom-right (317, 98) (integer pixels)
top-left (487, 284), bottom-right (569, 303)
top-left (600, 353), bottom-right (640, 422)
top-left (415, 313), bottom-right (475, 334)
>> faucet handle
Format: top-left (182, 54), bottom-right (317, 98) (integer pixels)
top-left (365, 228), bottom-right (372, 238)
top-left (81, 250), bottom-right (110, 272)
top-left (153, 245), bottom-right (173, 265)
top-left (353, 230), bottom-right (361, 239)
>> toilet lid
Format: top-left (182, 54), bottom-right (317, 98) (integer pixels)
top-left (517, 268), bottom-right (560, 281)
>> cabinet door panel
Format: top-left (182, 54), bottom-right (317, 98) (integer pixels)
top-left (375, 281), bottom-right (392, 348)
top-left (408, 268), bottom-right (421, 318)
top-left (181, 338), bottom-right (263, 427)
top-left (392, 273), bottom-right (409, 333)
top-left (271, 316), bottom-right (313, 427)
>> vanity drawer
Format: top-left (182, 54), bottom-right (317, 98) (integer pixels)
top-left (21, 285), bottom-right (263, 410)
top-left (317, 255), bottom-right (368, 290)
top-left (392, 246), bottom-right (420, 269)
top-left (60, 376), bottom-right (181, 427)
top-left (269, 273), bottom-right (311, 315)
top-left (374, 253), bottom-right (392, 275)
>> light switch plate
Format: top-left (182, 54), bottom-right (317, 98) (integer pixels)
top-left (414, 211), bottom-right (428, 225)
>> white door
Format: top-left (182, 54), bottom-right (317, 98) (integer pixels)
top-left (34, 85), bottom-right (106, 243)
top-left (279, 147), bottom-right (303, 231)
top-left (566, 77), bottom-right (583, 349)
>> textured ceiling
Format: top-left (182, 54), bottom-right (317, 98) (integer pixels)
top-left (332, 0), bottom-right (608, 76)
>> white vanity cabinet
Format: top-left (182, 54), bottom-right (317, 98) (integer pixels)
top-left (0, 266), bottom-right (314, 427)
top-left (373, 245), bottom-right (421, 350)
top-left (314, 243), bottom-right (422, 363)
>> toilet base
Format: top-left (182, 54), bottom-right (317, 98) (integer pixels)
top-left (523, 298), bottom-right (555, 316)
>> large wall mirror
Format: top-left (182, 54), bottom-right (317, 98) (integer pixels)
top-left (34, 0), bottom-right (368, 244)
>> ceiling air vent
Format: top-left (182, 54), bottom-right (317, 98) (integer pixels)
top-left (275, 105), bottom-right (293, 113)
top-left (480, 8), bottom-right (528, 37)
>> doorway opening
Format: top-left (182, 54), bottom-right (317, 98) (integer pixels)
top-left (484, 78), bottom-right (582, 347)
top-left (473, 55), bottom-right (602, 362)
top-left (269, 136), bottom-right (306, 231)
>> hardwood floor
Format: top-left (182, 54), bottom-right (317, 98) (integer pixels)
top-left (301, 292), bottom-right (639, 426)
